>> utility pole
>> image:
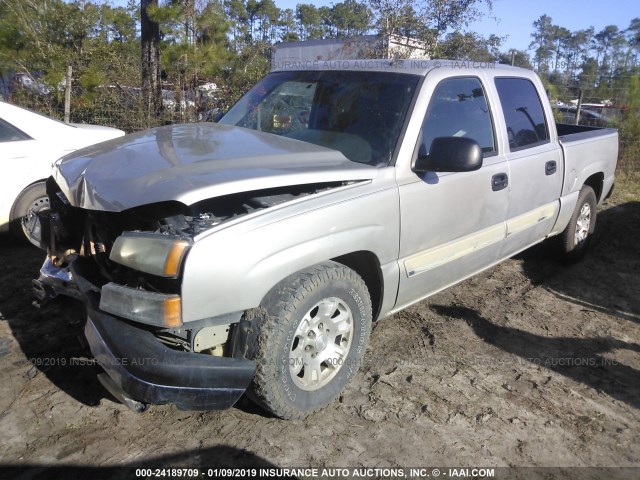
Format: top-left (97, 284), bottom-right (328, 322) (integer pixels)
top-left (575, 89), bottom-right (584, 125)
top-left (64, 65), bottom-right (72, 124)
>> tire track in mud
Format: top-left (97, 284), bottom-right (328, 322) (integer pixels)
top-left (350, 309), bottom-right (445, 424)
top-left (383, 310), bottom-right (436, 365)
top-left (350, 251), bottom-right (640, 464)
top-left (357, 305), bottom-right (501, 428)
top-left (421, 252), bottom-right (640, 466)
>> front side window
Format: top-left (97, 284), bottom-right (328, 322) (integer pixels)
top-left (495, 77), bottom-right (550, 150)
top-left (220, 70), bottom-right (420, 166)
top-left (419, 77), bottom-right (496, 157)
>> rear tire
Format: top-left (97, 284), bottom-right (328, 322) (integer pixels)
top-left (247, 261), bottom-right (372, 419)
top-left (10, 182), bottom-right (49, 246)
top-left (556, 185), bottom-right (597, 263)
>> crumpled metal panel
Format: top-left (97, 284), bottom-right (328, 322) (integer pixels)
top-left (53, 123), bottom-right (375, 212)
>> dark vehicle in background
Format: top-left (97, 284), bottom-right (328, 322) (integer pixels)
top-left (553, 105), bottom-right (615, 127)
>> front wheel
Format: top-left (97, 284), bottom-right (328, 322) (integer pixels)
top-left (10, 182), bottom-right (49, 246)
top-left (555, 185), bottom-right (597, 263)
top-left (247, 261), bottom-right (372, 419)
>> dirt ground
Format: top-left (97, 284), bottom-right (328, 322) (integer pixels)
top-left (0, 183), bottom-right (638, 479)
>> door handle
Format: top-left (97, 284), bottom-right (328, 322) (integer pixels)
top-left (491, 173), bottom-right (508, 191)
top-left (545, 160), bottom-right (557, 175)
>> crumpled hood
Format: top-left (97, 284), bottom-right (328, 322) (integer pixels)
top-left (53, 123), bottom-right (375, 212)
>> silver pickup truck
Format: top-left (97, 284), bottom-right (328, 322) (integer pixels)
top-left (32, 60), bottom-right (617, 419)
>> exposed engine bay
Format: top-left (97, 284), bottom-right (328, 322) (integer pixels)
top-left (43, 177), bottom-right (343, 287)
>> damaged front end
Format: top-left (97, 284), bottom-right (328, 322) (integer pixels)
top-left (32, 176), bottom-right (343, 411)
top-left (34, 177), bottom-right (342, 306)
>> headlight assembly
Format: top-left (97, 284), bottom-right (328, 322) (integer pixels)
top-left (109, 232), bottom-right (192, 278)
top-left (99, 282), bottom-right (182, 327)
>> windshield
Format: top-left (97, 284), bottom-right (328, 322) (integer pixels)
top-left (220, 70), bottom-right (420, 166)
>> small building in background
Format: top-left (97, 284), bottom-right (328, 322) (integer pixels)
top-left (272, 35), bottom-right (430, 69)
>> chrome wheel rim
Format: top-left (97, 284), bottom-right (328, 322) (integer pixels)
top-left (289, 297), bottom-right (353, 391)
top-left (574, 202), bottom-right (591, 245)
top-left (21, 196), bottom-right (50, 247)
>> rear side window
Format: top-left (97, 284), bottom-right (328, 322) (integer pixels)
top-left (495, 78), bottom-right (549, 150)
top-left (420, 77), bottom-right (496, 156)
top-left (0, 118), bottom-right (30, 142)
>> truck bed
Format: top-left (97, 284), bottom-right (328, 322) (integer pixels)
top-left (556, 123), bottom-right (618, 201)
top-left (556, 122), bottom-right (617, 141)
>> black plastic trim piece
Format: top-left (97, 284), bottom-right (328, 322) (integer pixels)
top-left (491, 172), bottom-right (509, 191)
top-left (85, 305), bottom-right (256, 410)
top-left (545, 160), bottom-right (557, 175)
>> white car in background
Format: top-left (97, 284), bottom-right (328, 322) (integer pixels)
top-left (0, 101), bottom-right (125, 243)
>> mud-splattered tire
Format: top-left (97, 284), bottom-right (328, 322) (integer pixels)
top-left (10, 182), bottom-right (49, 246)
top-left (247, 261), bottom-right (372, 419)
top-left (556, 185), bottom-right (597, 264)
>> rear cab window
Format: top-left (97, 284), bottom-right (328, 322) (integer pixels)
top-left (494, 77), bottom-right (550, 151)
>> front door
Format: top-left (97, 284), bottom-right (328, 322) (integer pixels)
top-left (395, 73), bottom-right (510, 310)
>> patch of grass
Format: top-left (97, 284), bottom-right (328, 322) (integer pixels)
top-left (611, 170), bottom-right (640, 204)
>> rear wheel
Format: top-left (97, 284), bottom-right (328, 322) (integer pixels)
top-left (10, 182), bottom-right (49, 246)
top-left (247, 261), bottom-right (372, 419)
top-left (556, 185), bottom-right (597, 263)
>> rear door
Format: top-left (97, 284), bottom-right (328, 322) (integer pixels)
top-left (492, 76), bottom-right (564, 257)
top-left (395, 72), bottom-right (510, 310)
top-left (0, 118), bottom-right (36, 223)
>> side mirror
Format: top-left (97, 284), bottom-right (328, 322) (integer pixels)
top-left (413, 136), bottom-right (483, 173)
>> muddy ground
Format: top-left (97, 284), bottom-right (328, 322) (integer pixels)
top-left (0, 186), bottom-right (638, 479)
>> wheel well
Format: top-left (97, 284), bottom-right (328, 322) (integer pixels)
top-left (583, 172), bottom-right (604, 202)
top-left (331, 251), bottom-right (383, 321)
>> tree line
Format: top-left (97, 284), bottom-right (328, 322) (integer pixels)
top-left (0, 0), bottom-right (502, 118)
top-left (0, 0), bottom-right (638, 169)
top-left (2, 1), bottom-right (637, 103)
top-left (528, 14), bottom-right (640, 103)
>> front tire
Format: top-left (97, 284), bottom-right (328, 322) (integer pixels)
top-left (247, 261), bottom-right (372, 419)
top-left (10, 182), bottom-right (49, 246)
top-left (556, 185), bottom-right (597, 263)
